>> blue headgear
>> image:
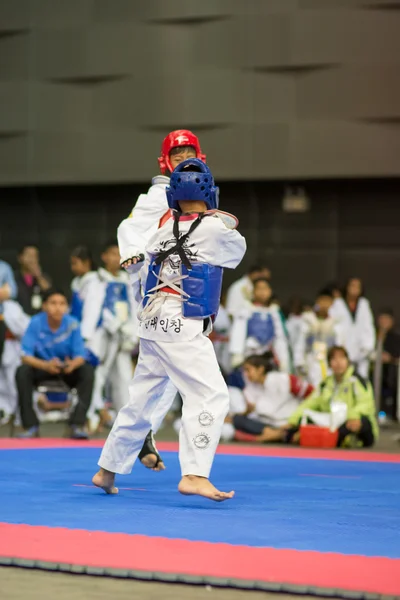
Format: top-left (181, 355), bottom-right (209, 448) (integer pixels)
top-left (166, 158), bottom-right (219, 211)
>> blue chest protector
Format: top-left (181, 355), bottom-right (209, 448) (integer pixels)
top-left (97, 281), bottom-right (129, 327)
top-left (247, 311), bottom-right (275, 346)
top-left (144, 260), bottom-right (223, 320)
top-left (70, 290), bottom-right (83, 322)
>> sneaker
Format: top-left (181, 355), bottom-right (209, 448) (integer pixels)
top-left (16, 426), bottom-right (39, 439)
top-left (70, 426), bottom-right (89, 440)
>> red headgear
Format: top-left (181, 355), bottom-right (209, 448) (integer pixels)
top-left (158, 129), bottom-right (206, 174)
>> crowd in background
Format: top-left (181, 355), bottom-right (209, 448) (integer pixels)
top-left (0, 244), bottom-right (399, 446)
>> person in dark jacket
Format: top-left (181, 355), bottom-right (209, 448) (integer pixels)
top-left (15, 245), bottom-right (51, 316)
top-left (376, 308), bottom-right (400, 420)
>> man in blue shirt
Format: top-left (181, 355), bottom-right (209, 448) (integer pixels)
top-left (16, 289), bottom-right (94, 439)
top-left (0, 259), bottom-right (18, 364)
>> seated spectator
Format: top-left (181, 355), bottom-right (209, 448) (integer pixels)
top-left (229, 278), bottom-right (290, 372)
top-left (230, 353), bottom-right (313, 443)
top-left (15, 244), bottom-right (51, 316)
top-left (375, 308), bottom-right (400, 421)
top-left (16, 289), bottom-right (94, 439)
top-left (0, 300), bottom-right (30, 422)
top-left (0, 259), bottom-right (18, 364)
top-left (284, 346), bottom-right (378, 448)
top-left (70, 246), bottom-right (97, 321)
top-left (293, 289), bottom-right (345, 387)
top-left (226, 263), bottom-right (271, 317)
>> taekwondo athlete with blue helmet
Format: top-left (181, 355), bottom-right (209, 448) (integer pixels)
top-left (116, 130), bottom-right (207, 471)
top-left (93, 158), bottom-right (246, 501)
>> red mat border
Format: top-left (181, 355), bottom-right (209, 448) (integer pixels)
top-left (1, 438), bottom-right (400, 462)
top-left (1, 523), bottom-right (399, 595)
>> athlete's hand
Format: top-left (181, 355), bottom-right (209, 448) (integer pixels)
top-left (121, 254), bottom-right (144, 269)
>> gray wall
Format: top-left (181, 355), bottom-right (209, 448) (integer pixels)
top-left (1, 0), bottom-right (400, 184)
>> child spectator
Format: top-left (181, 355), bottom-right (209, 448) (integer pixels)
top-left (0, 300), bottom-right (30, 422)
top-left (329, 278), bottom-right (375, 378)
top-left (0, 259), bottom-right (17, 364)
top-left (81, 242), bottom-right (137, 414)
top-left (285, 296), bottom-right (304, 356)
top-left (285, 346), bottom-right (378, 448)
top-left (209, 292), bottom-right (231, 376)
top-left (229, 278), bottom-right (290, 372)
top-left (226, 263), bottom-right (271, 317)
top-left (294, 289), bottom-right (345, 387)
top-left (231, 353), bottom-right (313, 443)
top-left (70, 246), bottom-right (97, 321)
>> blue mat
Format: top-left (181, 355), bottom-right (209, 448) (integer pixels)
top-left (1, 448), bottom-right (399, 558)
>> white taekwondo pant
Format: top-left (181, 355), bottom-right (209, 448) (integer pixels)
top-left (88, 337), bottom-right (176, 426)
top-left (98, 333), bottom-right (229, 478)
top-left (0, 340), bottom-right (21, 417)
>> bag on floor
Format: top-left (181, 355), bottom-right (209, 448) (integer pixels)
top-left (299, 402), bottom-right (347, 448)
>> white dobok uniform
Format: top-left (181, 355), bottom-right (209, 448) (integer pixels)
top-left (117, 175), bottom-right (179, 433)
top-left (70, 271), bottom-right (97, 322)
top-left (210, 304), bottom-right (231, 375)
top-left (329, 297), bottom-right (375, 378)
top-left (229, 302), bottom-right (290, 372)
top-left (0, 300), bottom-right (30, 418)
top-left (81, 268), bottom-right (137, 413)
top-left (99, 210), bottom-right (246, 478)
top-left (293, 312), bottom-right (345, 387)
top-left (286, 314), bottom-right (304, 357)
top-left (225, 275), bottom-right (253, 318)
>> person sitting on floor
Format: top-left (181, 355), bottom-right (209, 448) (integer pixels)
top-left (16, 288), bottom-right (94, 439)
top-left (228, 352), bottom-right (313, 443)
top-left (283, 345), bottom-right (378, 448)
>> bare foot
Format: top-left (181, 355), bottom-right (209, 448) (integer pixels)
top-left (292, 431), bottom-right (301, 444)
top-left (256, 426), bottom-right (285, 443)
top-left (178, 475), bottom-right (234, 502)
top-left (92, 468), bottom-right (119, 494)
top-left (140, 454), bottom-right (166, 472)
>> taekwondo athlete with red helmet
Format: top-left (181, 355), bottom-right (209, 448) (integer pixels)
top-left (93, 158), bottom-right (246, 501)
top-left (117, 130), bottom-right (207, 472)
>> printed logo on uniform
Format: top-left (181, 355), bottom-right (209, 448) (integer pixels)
top-left (154, 237), bottom-right (198, 271)
top-left (198, 411), bottom-right (214, 427)
top-left (193, 433), bottom-right (211, 449)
